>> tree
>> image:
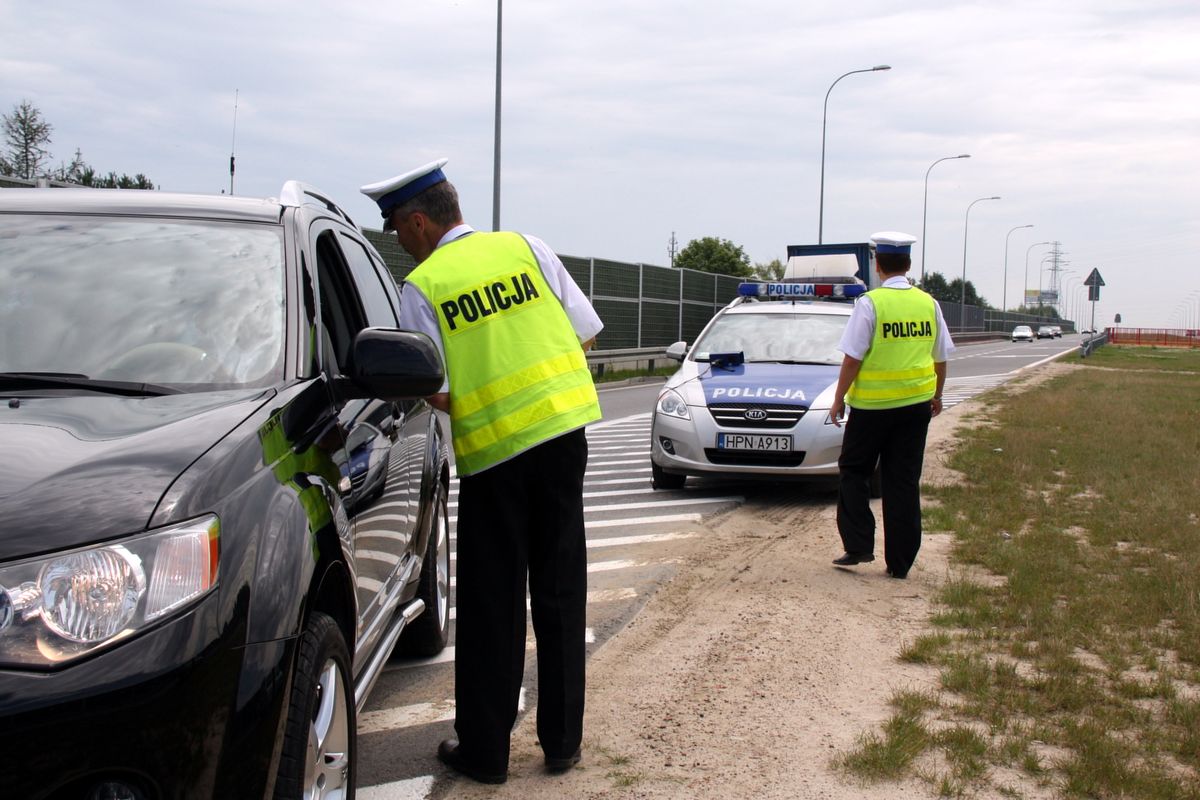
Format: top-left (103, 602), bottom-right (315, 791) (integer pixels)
top-left (674, 237), bottom-right (753, 277)
top-left (2, 99), bottom-right (54, 179)
top-left (920, 271), bottom-right (989, 308)
top-left (753, 258), bottom-right (785, 280)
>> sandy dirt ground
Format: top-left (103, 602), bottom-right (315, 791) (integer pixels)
top-left (446, 367), bottom-right (1072, 800)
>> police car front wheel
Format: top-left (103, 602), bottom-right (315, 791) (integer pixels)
top-left (651, 461), bottom-right (686, 491)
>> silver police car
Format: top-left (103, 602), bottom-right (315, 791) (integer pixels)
top-left (651, 283), bottom-right (861, 490)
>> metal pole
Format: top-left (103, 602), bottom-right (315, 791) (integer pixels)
top-left (1003, 224), bottom-right (1034, 313)
top-left (960, 196), bottom-right (1000, 318)
top-left (920, 154), bottom-right (970, 283)
top-left (818, 65), bottom-right (890, 244)
top-left (492, 0), bottom-right (502, 232)
top-left (1023, 241), bottom-right (1051, 312)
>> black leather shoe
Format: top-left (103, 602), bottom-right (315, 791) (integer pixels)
top-left (832, 552), bottom-right (875, 566)
top-left (545, 747), bottom-right (582, 773)
top-left (437, 739), bottom-right (507, 784)
top-left (886, 568), bottom-right (908, 579)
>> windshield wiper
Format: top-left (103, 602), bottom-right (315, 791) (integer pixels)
top-left (0, 372), bottom-right (182, 396)
top-left (746, 359), bottom-right (835, 366)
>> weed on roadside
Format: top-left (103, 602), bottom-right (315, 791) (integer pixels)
top-left (840, 349), bottom-right (1200, 797)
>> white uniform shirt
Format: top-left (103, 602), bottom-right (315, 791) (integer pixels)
top-left (397, 224), bottom-right (604, 393)
top-left (837, 276), bottom-right (955, 362)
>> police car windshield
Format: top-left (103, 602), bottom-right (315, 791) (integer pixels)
top-left (0, 215), bottom-right (285, 390)
top-left (692, 311), bottom-right (846, 365)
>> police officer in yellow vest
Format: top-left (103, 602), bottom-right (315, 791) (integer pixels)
top-left (828, 232), bottom-right (954, 579)
top-left (362, 160), bottom-right (603, 784)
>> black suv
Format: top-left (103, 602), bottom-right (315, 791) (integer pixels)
top-left (0, 185), bottom-right (451, 799)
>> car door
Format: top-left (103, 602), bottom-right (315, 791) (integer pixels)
top-left (311, 222), bottom-right (421, 656)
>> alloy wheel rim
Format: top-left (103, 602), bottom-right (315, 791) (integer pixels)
top-left (304, 658), bottom-right (351, 799)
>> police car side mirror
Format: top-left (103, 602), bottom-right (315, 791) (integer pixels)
top-left (347, 327), bottom-right (445, 400)
top-left (665, 341), bottom-right (688, 362)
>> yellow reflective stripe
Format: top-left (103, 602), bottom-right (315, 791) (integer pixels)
top-left (454, 350), bottom-right (586, 419)
top-left (849, 376), bottom-right (937, 401)
top-left (856, 364), bottom-right (936, 382)
top-left (455, 382), bottom-right (598, 459)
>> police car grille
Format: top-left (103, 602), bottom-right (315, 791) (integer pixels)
top-left (707, 403), bottom-right (807, 429)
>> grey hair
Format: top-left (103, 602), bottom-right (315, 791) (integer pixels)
top-left (393, 180), bottom-right (462, 227)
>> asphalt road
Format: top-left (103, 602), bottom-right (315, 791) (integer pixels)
top-left (353, 335), bottom-right (1083, 798)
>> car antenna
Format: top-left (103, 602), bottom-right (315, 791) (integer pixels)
top-left (229, 89), bottom-right (239, 196)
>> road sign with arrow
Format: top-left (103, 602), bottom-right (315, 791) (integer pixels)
top-left (1084, 268), bottom-right (1105, 301)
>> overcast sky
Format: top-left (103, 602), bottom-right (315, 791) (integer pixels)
top-left (4, 0), bottom-right (1199, 328)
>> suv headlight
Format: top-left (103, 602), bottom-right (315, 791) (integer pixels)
top-left (656, 388), bottom-right (691, 420)
top-left (0, 515), bottom-right (219, 668)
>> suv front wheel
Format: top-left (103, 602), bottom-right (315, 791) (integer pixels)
top-left (275, 612), bottom-right (355, 800)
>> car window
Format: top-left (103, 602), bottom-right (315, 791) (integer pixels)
top-left (337, 232), bottom-right (398, 327)
top-left (692, 310), bottom-right (848, 364)
top-left (0, 215), bottom-right (285, 388)
top-left (315, 231), bottom-right (368, 375)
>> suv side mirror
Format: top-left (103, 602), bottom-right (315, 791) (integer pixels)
top-left (665, 341), bottom-right (688, 362)
top-left (347, 328), bottom-right (445, 400)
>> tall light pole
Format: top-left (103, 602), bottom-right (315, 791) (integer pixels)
top-left (960, 196), bottom-right (1001, 316)
top-left (920, 154), bottom-right (970, 283)
top-left (492, 0), bottom-right (503, 231)
top-left (1003, 224), bottom-right (1034, 313)
top-left (1023, 241), bottom-right (1052, 312)
top-left (818, 65), bottom-right (890, 244)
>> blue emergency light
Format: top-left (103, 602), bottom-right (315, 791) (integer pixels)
top-left (737, 281), bottom-right (866, 299)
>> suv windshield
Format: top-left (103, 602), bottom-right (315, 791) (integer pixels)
top-left (692, 310), bottom-right (847, 364)
top-left (0, 215), bottom-right (285, 390)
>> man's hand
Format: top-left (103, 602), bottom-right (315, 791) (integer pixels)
top-left (829, 396), bottom-right (846, 427)
top-left (931, 396), bottom-right (943, 417)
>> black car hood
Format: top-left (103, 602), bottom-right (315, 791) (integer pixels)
top-left (0, 389), bottom-right (274, 561)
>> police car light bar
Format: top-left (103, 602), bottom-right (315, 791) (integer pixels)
top-left (737, 282), bottom-right (866, 299)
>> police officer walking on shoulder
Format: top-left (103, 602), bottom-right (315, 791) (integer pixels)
top-left (828, 232), bottom-right (954, 579)
top-left (362, 160), bottom-right (603, 784)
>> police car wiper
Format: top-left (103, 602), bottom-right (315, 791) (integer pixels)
top-left (0, 372), bottom-right (182, 396)
top-left (746, 359), bottom-right (835, 366)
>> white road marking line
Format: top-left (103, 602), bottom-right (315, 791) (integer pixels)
top-left (588, 531), bottom-right (699, 547)
top-left (449, 588), bottom-right (638, 619)
top-left (586, 513), bottom-right (702, 528)
top-left (358, 701), bottom-right (455, 734)
top-left (357, 777), bottom-right (435, 800)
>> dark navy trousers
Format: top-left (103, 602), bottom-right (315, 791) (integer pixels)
top-left (452, 428), bottom-right (588, 773)
top-left (836, 401), bottom-right (932, 576)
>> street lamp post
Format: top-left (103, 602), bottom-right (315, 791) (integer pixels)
top-left (818, 65), bottom-right (890, 244)
top-left (960, 196), bottom-right (1001, 322)
top-left (1023, 241), bottom-right (1052, 312)
top-left (920, 154), bottom-right (970, 283)
top-left (1003, 224), bottom-right (1034, 314)
top-left (492, 0), bottom-right (503, 231)
top-left (1037, 254), bottom-right (1056, 318)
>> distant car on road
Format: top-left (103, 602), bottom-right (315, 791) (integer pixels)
top-left (1050, 325), bottom-right (1062, 338)
top-left (1012, 325), bottom-right (1034, 342)
top-left (1036, 325), bottom-right (1056, 339)
top-left (0, 184), bottom-right (451, 800)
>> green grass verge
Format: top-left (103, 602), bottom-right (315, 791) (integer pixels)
top-left (840, 345), bottom-right (1200, 797)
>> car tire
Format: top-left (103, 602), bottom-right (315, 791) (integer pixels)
top-left (274, 611), bottom-right (355, 800)
top-left (651, 460), bottom-right (687, 490)
top-left (397, 479), bottom-right (451, 657)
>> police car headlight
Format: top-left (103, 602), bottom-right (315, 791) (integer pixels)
top-left (656, 389), bottom-right (691, 420)
top-left (0, 516), bottom-right (219, 668)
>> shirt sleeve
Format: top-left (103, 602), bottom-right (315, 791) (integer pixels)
top-left (837, 296), bottom-right (875, 360)
top-left (397, 281), bottom-right (450, 393)
top-left (523, 234), bottom-right (604, 342)
top-left (932, 300), bottom-right (955, 362)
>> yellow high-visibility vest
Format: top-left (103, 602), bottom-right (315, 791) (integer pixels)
top-left (846, 286), bottom-right (938, 410)
top-left (406, 231), bottom-right (601, 475)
